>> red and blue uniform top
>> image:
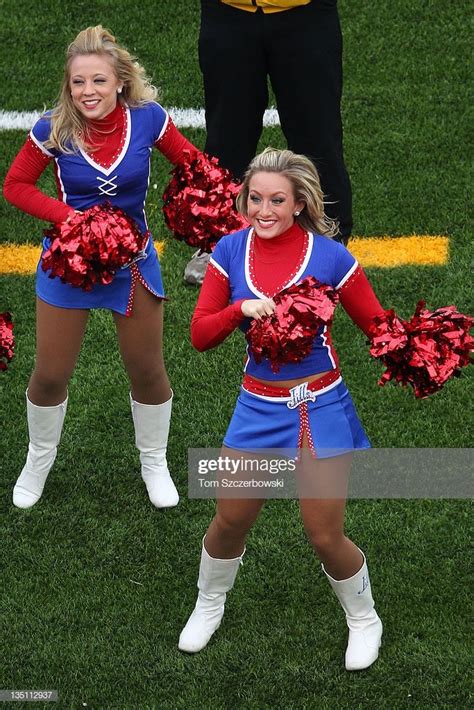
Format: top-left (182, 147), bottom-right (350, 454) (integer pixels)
top-left (26, 102), bottom-right (177, 235)
top-left (4, 100), bottom-right (196, 227)
top-left (3, 100), bottom-right (197, 315)
top-left (191, 222), bottom-right (385, 379)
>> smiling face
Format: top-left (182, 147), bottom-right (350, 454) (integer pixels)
top-left (246, 171), bottom-right (305, 239)
top-left (69, 53), bottom-right (122, 121)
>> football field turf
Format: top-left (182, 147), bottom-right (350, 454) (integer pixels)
top-left (0, 1), bottom-right (471, 708)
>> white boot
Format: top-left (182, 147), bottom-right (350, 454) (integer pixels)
top-left (178, 539), bottom-right (245, 653)
top-left (130, 393), bottom-right (179, 509)
top-left (13, 393), bottom-right (68, 509)
top-left (322, 552), bottom-right (383, 671)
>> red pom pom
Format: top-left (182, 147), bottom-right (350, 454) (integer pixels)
top-left (246, 276), bottom-right (339, 373)
top-left (42, 203), bottom-right (148, 291)
top-left (368, 301), bottom-right (473, 398)
top-left (0, 312), bottom-right (15, 371)
top-left (162, 150), bottom-right (248, 252)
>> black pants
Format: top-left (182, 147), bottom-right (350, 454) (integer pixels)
top-left (199, 0), bottom-right (352, 242)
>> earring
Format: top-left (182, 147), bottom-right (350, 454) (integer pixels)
top-left (294, 211), bottom-right (300, 217)
top-left (117, 88), bottom-right (122, 94)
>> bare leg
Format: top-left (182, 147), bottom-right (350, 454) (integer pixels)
top-left (14, 299), bottom-right (88, 508)
top-left (296, 447), bottom-right (363, 580)
top-left (205, 496), bottom-right (265, 559)
top-left (179, 449), bottom-right (262, 652)
top-left (28, 298), bottom-right (89, 405)
top-left (115, 284), bottom-right (178, 507)
top-left (113, 283), bottom-right (170, 404)
top-left (204, 446), bottom-right (266, 559)
top-left (297, 447), bottom-right (383, 669)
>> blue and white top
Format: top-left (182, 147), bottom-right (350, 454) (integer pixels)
top-left (210, 227), bottom-right (358, 379)
top-left (30, 102), bottom-right (170, 314)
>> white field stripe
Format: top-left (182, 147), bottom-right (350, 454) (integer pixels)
top-left (0, 107), bottom-right (281, 131)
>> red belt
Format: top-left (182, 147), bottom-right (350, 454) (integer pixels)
top-left (242, 369), bottom-right (341, 397)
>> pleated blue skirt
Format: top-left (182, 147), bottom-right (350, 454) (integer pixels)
top-left (224, 380), bottom-right (370, 459)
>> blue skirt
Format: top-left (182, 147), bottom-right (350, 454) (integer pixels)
top-left (36, 236), bottom-right (164, 316)
top-left (224, 380), bottom-right (370, 459)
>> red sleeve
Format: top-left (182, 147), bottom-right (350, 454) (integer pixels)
top-left (338, 265), bottom-right (385, 337)
top-left (154, 117), bottom-right (200, 165)
top-left (191, 263), bottom-right (246, 351)
top-left (3, 137), bottom-right (73, 223)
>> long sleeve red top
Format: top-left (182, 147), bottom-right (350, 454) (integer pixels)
top-left (3, 102), bottom-right (197, 222)
top-left (191, 223), bottom-right (385, 351)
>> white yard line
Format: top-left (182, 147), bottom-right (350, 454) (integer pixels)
top-left (0, 107), bottom-right (281, 131)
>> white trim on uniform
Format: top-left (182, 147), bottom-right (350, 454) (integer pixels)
top-left (244, 229), bottom-right (266, 298)
top-left (54, 161), bottom-right (67, 204)
top-left (320, 325), bottom-right (338, 369)
top-left (209, 257), bottom-right (229, 280)
top-left (280, 231), bottom-right (313, 291)
top-left (156, 110), bottom-right (169, 141)
top-left (245, 228), bottom-right (314, 298)
top-left (336, 259), bottom-right (359, 290)
top-left (242, 375), bottom-right (342, 402)
top-left (243, 345), bottom-right (251, 373)
top-left (29, 129), bottom-right (54, 157)
top-left (141, 149), bottom-right (152, 239)
top-left (78, 106), bottom-right (132, 177)
top-left (244, 229), bottom-right (265, 298)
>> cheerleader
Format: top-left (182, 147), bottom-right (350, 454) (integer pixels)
top-left (179, 148), bottom-right (385, 670)
top-left (3, 26), bottom-right (200, 509)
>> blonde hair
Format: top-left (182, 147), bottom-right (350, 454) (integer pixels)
top-left (45, 25), bottom-right (157, 153)
top-left (236, 147), bottom-right (338, 238)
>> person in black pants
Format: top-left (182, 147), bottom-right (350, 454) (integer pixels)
top-left (198, 0), bottom-right (352, 245)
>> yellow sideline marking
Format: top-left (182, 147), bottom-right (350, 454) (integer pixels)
top-left (349, 235), bottom-right (448, 267)
top-left (0, 236), bottom-right (448, 274)
top-left (0, 241), bottom-right (166, 274)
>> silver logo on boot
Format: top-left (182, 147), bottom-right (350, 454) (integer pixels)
top-left (357, 574), bottom-right (369, 595)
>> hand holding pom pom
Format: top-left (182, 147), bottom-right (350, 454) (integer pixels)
top-left (162, 150), bottom-right (248, 253)
top-left (368, 301), bottom-right (473, 398)
top-left (0, 312), bottom-right (15, 371)
top-left (246, 276), bottom-right (339, 373)
top-left (41, 203), bottom-right (148, 291)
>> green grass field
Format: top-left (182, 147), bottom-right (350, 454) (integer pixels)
top-left (0, 1), bottom-right (472, 708)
